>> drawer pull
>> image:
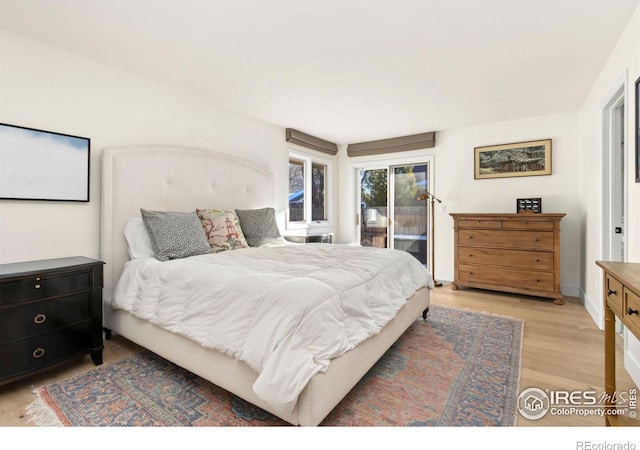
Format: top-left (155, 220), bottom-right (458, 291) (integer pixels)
top-left (608, 288), bottom-right (617, 296)
top-left (35, 284), bottom-right (41, 289)
top-left (628, 307), bottom-right (639, 316)
top-left (33, 313), bottom-right (47, 324)
top-left (32, 347), bottom-right (45, 359)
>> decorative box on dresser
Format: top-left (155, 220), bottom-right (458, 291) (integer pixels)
top-left (450, 213), bottom-right (565, 304)
top-left (0, 256), bottom-right (105, 384)
top-left (595, 261), bottom-right (640, 427)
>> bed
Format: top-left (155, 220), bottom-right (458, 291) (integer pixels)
top-left (100, 145), bottom-right (432, 426)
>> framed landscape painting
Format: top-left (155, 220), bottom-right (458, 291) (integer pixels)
top-left (474, 139), bottom-right (552, 180)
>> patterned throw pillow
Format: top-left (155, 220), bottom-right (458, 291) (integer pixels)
top-left (140, 209), bottom-right (212, 261)
top-left (196, 208), bottom-right (249, 252)
top-left (235, 207), bottom-right (286, 247)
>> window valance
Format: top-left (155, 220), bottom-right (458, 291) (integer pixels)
top-left (346, 131), bottom-right (435, 157)
top-left (286, 128), bottom-right (338, 155)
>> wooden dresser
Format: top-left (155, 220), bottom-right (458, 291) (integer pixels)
top-left (595, 261), bottom-right (640, 427)
top-left (0, 256), bottom-right (104, 384)
top-left (450, 213), bottom-right (565, 304)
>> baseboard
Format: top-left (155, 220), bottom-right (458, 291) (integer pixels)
top-left (434, 271), bottom-right (453, 285)
top-left (560, 283), bottom-right (580, 299)
top-left (580, 287), bottom-right (603, 330)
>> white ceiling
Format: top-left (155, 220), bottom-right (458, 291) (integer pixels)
top-left (0, 0), bottom-right (638, 145)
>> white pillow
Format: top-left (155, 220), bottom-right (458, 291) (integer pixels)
top-left (124, 218), bottom-right (155, 259)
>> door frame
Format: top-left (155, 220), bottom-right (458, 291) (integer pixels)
top-left (601, 74), bottom-right (628, 337)
top-left (601, 78), bottom-right (628, 264)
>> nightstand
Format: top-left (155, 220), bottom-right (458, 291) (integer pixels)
top-left (284, 233), bottom-right (333, 244)
top-left (0, 256), bottom-right (105, 384)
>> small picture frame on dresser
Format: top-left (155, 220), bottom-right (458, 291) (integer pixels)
top-left (517, 198), bottom-right (541, 214)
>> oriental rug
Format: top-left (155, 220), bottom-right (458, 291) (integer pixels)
top-left (26, 304), bottom-right (523, 427)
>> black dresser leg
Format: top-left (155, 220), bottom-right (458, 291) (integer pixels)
top-left (91, 350), bottom-right (103, 366)
top-left (422, 307), bottom-right (429, 320)
top-left (103, 327), bottom-right (112, 340)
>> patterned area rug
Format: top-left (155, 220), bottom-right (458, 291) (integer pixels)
top-left (27, 304), bottom-right (523, 427)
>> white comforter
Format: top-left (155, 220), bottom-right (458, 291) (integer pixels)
top-left (113, 243), bottom-right (432, 415)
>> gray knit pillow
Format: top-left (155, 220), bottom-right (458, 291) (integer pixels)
top-left (235, 207), bottom-right (285, 247)
top-left (140, 209), bottom-right (212, 261)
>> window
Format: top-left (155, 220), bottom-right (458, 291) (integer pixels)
top-left (288, 159), bottom-right (305, 222)
top-left (311, 162), bottom-right (326, 221)
top-left (287, 151), bottom-right (332, 228)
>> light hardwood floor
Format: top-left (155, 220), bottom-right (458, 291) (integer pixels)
top-left (0, 285), bottom-right (637, 427)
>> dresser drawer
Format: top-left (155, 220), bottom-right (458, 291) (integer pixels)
top-left (458, 229), bottom-right (553, 251)
top-left (502, 220), bottom-right (554, 231)
top-left (0, 322), bottom-right (92, 381)
top-left (458, 264), bottom-right (554, 292)
top-left (0, 271), bottom-right (92, 305)
top-left (457, 220), bottom-right (502, 229)
top-left (0, 293), bottom-right (90, 343)
top-left (458, 247), bottom-right (554, 271)
top-left (605, 273), bottom-right (624, 317)
top-left (624, 288), bottom-right (640, 336)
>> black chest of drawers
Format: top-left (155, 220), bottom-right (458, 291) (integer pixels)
top-left (0, 256), bottom-right (105, 384)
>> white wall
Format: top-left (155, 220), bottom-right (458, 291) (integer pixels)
top-left (578, 3), bottom-right (640, 386)
top-left (338, 113), bottom-right (582, 296)
top-left (0, 30), bottom-right (287, 264)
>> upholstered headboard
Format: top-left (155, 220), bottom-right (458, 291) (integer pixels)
top-left (100, 145), bottom-right (274, 302)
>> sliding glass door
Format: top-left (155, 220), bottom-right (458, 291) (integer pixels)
top-left (359, 168), bottom-right (389, 248)
top-left (357, 162), bottom-right (430, 266)
top-left (392, 164), bottom-right (428, 265)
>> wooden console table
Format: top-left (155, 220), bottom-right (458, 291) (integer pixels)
top-left (595, 260), bottom-right (640, 426)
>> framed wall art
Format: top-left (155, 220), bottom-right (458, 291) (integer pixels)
top-left (474, 139), bottom-right (552, 180)
top-left (0, 122), bottom-right (90, 201)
